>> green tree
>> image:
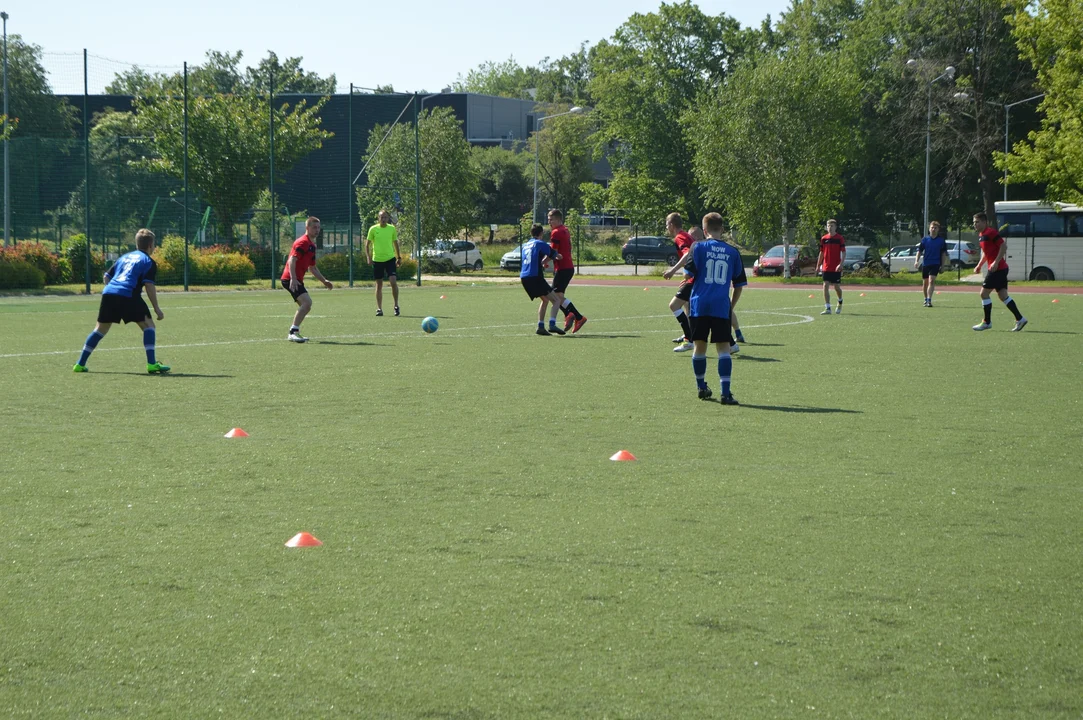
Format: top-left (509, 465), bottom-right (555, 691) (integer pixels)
top-left (105, 50), bottom-right (335, 96)
top-left (588, 1), bottom-right (750, 222)
top-left (997, 0), bottom-right (1083, 204)
top-left (357, 107), bottom-right (480, 249)
top-left (135, 92), bottom-right (331, 241)
top-left (471, 145), bottom-right (532, 223)
top-left (533, 107), bottom-right (595, 217)
top-left (452, 57), bottom-right (539, 98)
top-left (685, 47), bottom-right (860, 247)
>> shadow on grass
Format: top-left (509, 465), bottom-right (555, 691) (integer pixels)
top-left (91, 371), bottom-right (235, 378)
top-left (1022, 330), bottom-right (1080, 335)
top-left (740, 342), bottom-right (785, 347)
top-left (737, 403), bottom-right (863, 414)
top-left (735, 355), bottom-right (780, 363)
top-left (314, 340), bottom-right (380, 346)
top-left (565, 334), bottom-right (642, 339)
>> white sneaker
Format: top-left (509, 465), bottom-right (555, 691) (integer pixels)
top-left (821, 308), bottom-right (832, 315)
top-left (972, 322), bottom-right (991, 331)
top-left (1011, 317), bottom-right (1028, 332)
top-left (835, 305), bottom-right (842, 314)
top-left (673, 341), bottom-right (694, 353)
top-left (288, 332), bottom-right (308, 343)
top-left (730, 343), bottom-right (740, 354)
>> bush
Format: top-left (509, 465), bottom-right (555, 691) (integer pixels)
top-left (422, 256), bottom-right (458, 274)
top-left (191, 252), bottom-right (256, 285)
top-left (13, 242), bottom-right (69, 284)
top-left (848, 259), bottom-right (891, 279)
top-left (316, 251), bottom-right (367, 281)
top-left (62, 234), bottom-right (107, 283)
top-left (151, 236), bottom-right (187, 285)
top-left (0, 253), bottom-right (47, 289)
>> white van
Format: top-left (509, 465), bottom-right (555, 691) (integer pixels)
top-left (995, 200), bottom-right (1083, 281)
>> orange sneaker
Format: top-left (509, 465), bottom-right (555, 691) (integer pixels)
top-left (572, 316), bottom-right (588, 333)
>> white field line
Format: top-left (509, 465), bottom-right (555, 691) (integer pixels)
top-left (0, 297), bottom-right (930, 360)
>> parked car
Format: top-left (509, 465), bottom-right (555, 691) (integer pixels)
top-left (752, 244), bottom-right (818, 277)
top-left (622, 236), bottom-right (679, 265)
top-left (418, 240), bottom-right (483, 270)
top-left (840, 245), bottom-right (879, 272)
top-left (945, 240), bottom-right (980, 267)
top-left (881, 245), bottom-right (920, 272)
top-left (500, 245), bottom-right (523, 271)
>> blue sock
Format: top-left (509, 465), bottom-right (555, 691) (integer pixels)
top-left (692, 354), bottom-right (707, 389)
top-left (718, 353), bottom-right (733, 396)
top-left (143, 328), bottom-right (156, 364)
top-left (78, 330), bottom-right (104, 367)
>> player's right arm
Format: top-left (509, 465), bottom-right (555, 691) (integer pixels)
top-left (145, 282), bottom-right (165, 320)
top-left (103, 260), bottom-right (118, 284)
top-left (288, 255), bottom-right (300, 292)
top-left (364, 229), bottom-right (374, 264)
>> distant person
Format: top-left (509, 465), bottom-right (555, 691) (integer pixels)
top-left (547, 209), bottom-right (587, 333)
top-left (282, 216), bottom-right (334, 343)
top-left (915, 220), bottom-right (949, 307)
top-left (816, 219), bottom-right (845, 314)
top-left (520, 223), bottom-right (566, 335)
top-left (665, 212), bottom-right (697, 353)
top-left (663, 212), bottom-right (747, 405)
top-left (971, 212), bottom-right (1027, 331)
top-left (73, 228), bottom-right (170, 374)
top-left (366, 209), bottom-right (403, 316)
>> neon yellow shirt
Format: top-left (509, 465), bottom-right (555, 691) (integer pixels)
top-left (367, 224), bottom-right (398, 262)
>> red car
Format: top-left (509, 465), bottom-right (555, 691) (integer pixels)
top-left (752, 244), bottom-right (818, 277)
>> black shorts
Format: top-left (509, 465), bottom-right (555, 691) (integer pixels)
top-left (822, 271), bottom-right (842, 284)
top-left (674, 278), bottom-right (694, 302)
top-left (690, 315), bottom-right (733, 345)
top-left (983, 268), bottom-right (1009, 290)
top-left (521, 276), bottom-right (553, 300)
top-left (921, 265), bottom-right (941, 278)
top-left (373, 259), bottom-right (397, 280)
top-left (97, 293), bottom-right (151, 324)
top-left (552, 268), bottom-right (574, 293)
top-left (283, 279), bottom-right (308, 302)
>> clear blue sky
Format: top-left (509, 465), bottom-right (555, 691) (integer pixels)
top-left (18, 0), bottom-right (792, 94)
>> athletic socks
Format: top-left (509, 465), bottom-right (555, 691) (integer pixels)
top-left (674, 308), bottom-right (692, 341)
top-left (562, 298), bottom-right (583, 320)
top-left (692, 354), bottom-right (707, 389)
top-left (143, 328), bottom-right (156, 364)
top-left (982, 298), bottom-right (993, 324)
top-left (1004, 296), bottom-right (1022, 320)
top-left (290, 325), bottom-right (301, 334)
top-left (718, 353), bottom-right (733, 396)
top-left (78, 330), bottom-right (104, 367)
top-left (837, 297), bottom-right (843, 306)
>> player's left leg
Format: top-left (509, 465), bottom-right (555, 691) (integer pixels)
top-left (997, 287), bottom-right (1026, 330)
top-left (834, 283), bottom-right (843, 313)
top-left (375, 279), bottom-right (384, 315)
top-left (692, 338), bottom-right (710, 400)
top-left (389, 274), bottom-right (400, 316)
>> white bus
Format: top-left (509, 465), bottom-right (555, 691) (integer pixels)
top-left (995, 200), bottom-right (1083, 281)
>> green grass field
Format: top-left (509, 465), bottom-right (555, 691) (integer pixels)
top-left (2, 282), bottom-right (1081, 718)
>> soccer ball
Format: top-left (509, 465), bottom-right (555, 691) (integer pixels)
top-left (421, 316), bottom-right (439, 334)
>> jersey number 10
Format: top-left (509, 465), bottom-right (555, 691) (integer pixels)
top-left (702, 258), bottom-right (730, 285)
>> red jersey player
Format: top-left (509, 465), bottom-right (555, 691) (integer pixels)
top-left (281, 216), bottom-right (333, 343)
top-left (816, 219), bottom-right (845, 314)
top-left (666, 212), bottom-right (697, 352)
top-left (547, 209), bottom-right (587, 333)
top-left (972, 212), bottom-right (1027, 331)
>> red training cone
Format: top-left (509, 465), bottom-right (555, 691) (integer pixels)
top-left (440, 295), bottom-right (447, 299)
top-left (225, 428), bottom-right (249, 438)
top-left (1052, 298), bottom-right (1059, 303)
top-left (808, 294), bottom-right (814, 298)
top-left (285, 532), bottom-right (322, 548)
top-left (610, 450), bottom-right (637, 462)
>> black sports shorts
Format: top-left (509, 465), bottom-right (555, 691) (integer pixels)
top-left (283, 279), bottom-right (308, 302)
top-left (521, 276), bottom-right (553, 300)
top-left (982, 268), bottom-right (1009, 290)
top-left (373, 259), bottom-right (398, 280)
top-left (97, 294), bottom-right (151, 324)
top-left (552, 268), bottom-right (574, 293)
top-left (690, 315), bottom-right (733, 345)
top-left (921, 265), bottom-right (941, 278)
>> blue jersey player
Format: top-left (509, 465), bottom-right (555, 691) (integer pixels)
top-left (664, 212), bottom-right (746, 405)
top-left (73, 229), bottom-right (170, 374)
top-left (520, 223), bottom-right (567, 336)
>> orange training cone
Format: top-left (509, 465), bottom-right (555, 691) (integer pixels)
top-left (610, 450), bottom-right (637, 462)
top-left (440, 294), bottom-right (447, 299)
top-left (1052, 298), bottom-right (1059, 303)
top-left (859, 293), bottom-right (866, 297)
top-left (225, 428), bottom-right (249, 438)
top-left (644, 287), bottom-right (650, 291)
top-left (285, 532), bottom-right (322, 548)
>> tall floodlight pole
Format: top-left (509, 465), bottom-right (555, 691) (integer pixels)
top-left (532, 107), bottom-right (583, 224)
top-left (907, 60), bottom-right (956, 232)
top-left (2, 11), bottom-right (9, 247)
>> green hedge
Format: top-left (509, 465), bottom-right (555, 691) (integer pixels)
top-left (0, 256), bottom-right (47, 289)
top-left (63, 234), bottom-right (107, 283)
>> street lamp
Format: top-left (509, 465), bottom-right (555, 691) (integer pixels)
top-left (907, 60), bottom-right (956, 231)
top-left (2, 11), bottom-right (9, 247)
top-left (953, 90), bottom-right (1046, 201)
top-left (532, 106), bottom-right (582, 223)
